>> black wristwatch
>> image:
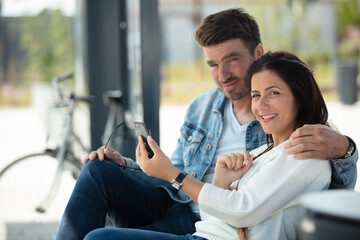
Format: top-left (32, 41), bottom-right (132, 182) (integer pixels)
top-left (171, 171), bottom-right (187, 190)
top-left (341, 136), bottom-right (356, 159)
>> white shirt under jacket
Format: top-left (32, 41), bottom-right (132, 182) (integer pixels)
top-left (194, 140), bottom-right (331, 240)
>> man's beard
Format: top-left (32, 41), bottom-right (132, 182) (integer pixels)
top-left (222, 78), bottom-right (250, 101)
top-left (228, 88), bottom-right (250, 101)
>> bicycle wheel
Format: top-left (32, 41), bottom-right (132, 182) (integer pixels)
top-left (0, 151), bottom-right (82, 240)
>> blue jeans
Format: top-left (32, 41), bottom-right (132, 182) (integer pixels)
top-left (56, 160), bottom-right (200, 240)
top-left (84, 228), bottom-right (207, 240)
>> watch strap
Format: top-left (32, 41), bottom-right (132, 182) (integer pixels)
top-left (171, 171), bottom-right (187, 190)
top-left (343, 136), bottom-right (356, 159)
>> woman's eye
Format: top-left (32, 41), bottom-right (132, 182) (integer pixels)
top-left (270, 91), bottom-right (279, 95)
top-left (251, 94), bottom-right (260, 98)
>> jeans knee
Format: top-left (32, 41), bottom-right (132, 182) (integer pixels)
top-left (83, 158), bottom-right (102, 170)
top-left (84, 228), bottom-right (105, 240)
top-left (82, 159), bottom-right (116, 176)
top-left (78, 159), bottom-right (122, 186)
top-left (84, 228), bottom-right (127, 240)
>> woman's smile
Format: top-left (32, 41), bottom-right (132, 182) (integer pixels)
top-left (251, 70), bottom-right (297, 146)
top-left (260, 113), bottom-right (278, 121)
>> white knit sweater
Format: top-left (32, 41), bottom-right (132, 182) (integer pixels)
top-left (193, 140), bottom-right (331, 240)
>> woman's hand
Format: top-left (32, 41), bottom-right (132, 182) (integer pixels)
top-left (83, 146), bottom-right (125, 166)
top-left (213, 151), bottom-right (254, 189)
top-left (136, 136), bottom-right (179, 182)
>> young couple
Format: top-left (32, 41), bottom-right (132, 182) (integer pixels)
top-left (56, 8), bottom-right (358, 240)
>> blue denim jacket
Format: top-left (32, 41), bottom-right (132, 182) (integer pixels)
top-left (126, 88), bottom-right (358, 202)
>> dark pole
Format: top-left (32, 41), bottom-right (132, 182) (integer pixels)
top-left (85, 0), bottom-right (122, 149)
top-left (140, 0), bottom-right (160, 144)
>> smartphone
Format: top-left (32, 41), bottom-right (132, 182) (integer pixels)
top-left (133, 121), bottom-right (154, 158)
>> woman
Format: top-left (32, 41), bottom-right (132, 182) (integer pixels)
top-left (84, 51), bottom-right (332, 240)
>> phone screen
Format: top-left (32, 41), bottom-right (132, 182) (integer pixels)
top-left (133, 121), bottom-right (154, 158)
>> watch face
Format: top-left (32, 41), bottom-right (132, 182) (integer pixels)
top-left (172, 172), bottom-right (187, 190)
top-left (172, 181), bottom-right (181, 190)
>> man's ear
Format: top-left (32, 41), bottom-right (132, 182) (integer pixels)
top-left (254, 44), bottom-right (264, 60)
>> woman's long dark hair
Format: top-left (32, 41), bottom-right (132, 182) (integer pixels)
top-left (246, 51), bottom-right (329, 144)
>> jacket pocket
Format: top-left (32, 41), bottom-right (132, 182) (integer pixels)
top-left (180, 122), bottom-right (206, 166)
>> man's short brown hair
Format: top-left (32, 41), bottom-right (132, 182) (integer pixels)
top-left (195, 8), bottom-right (262, 55)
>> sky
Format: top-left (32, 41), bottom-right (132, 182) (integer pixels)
top-left (1, 0), bottom-right (75, 16)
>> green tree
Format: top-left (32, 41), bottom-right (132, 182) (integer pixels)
top-left (337, 0), bottom-right (360, 35)
top-left (20, 9), bottom-right (74, 84)
top-left (336, 0), bottom-right (360, 59)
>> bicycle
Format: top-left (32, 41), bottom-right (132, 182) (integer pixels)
top-left (0, 73), bottom-right (95, 239)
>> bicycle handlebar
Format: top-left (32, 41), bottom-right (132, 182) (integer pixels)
top-left (73, 95), bottom-right (96, 105)
top-left (52, 73), bottom-right (96, 107)
top-left (52, 72), bottom-right (73, 84)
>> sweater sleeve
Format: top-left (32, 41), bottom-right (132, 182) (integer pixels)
top-left (197, 144), bottom-right (332, 228)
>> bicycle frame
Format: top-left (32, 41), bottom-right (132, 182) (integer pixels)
top-left (36, 83), bottom-right (91, 212)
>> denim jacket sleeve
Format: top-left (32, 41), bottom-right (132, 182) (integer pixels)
top-left (123, 157), bottom-right (139, 169)
top-left (330, 143), bottom-right (358, 189)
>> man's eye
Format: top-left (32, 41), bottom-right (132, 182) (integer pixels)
top-left (227, 58), bottom-right (238, 64)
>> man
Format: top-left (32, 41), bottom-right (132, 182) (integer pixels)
top-left (56, 8), bottom-right (358, 240)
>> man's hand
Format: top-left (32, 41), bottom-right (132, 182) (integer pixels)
top-left (83, 146), bottom-right (125, 165)
top-left (213, 151), bottom-right (253, 189)
top-left (284, 124), bottom-right (349, 160)
top-left (136, 136), bottom-right (178, 182)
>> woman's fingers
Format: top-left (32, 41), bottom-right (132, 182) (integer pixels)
top-left (229, 153), bottom-right (245, 170)
top-left (243, 151), bottom-right (254, 166)
top-left (219, 153), bottom-right (244, 170)
top-left (218, 152), bottom-right (254, 170)
top-left (241, 151), bottom-right (254, 174)
top-left (234, 153), bottom-right (244, 170)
